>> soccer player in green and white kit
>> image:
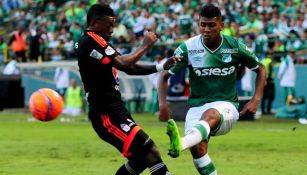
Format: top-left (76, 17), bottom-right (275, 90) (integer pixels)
top-left (158, 4), bottom-right (266, 175)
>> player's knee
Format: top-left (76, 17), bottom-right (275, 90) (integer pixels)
top-left (201, 108), bottom-right (221, 127)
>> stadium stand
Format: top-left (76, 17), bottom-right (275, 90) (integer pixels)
top-left (0, 0), bottom-right (306, 114)
top-left (0, 0), bottom-right (305, 63)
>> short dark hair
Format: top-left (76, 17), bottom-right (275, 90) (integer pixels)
top-left (199, 4), bottom-right (221, 18)
top-left (87, 3), bottom-right (115, 26)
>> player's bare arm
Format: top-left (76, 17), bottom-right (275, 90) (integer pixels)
top-left (163, 56), bottom-right (182, 70)
top-left (113, 31), bottom-right (157, 67)
top-left (116, 56), bottom-right (182, 75)
top-left (240, 64), bottom-right (266, 116)
top-left (157, 71), bottom-right (173, 121)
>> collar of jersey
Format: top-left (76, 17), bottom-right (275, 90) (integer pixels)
top-left (86, 30), bottom-right (104, 37)
top-left (200, 34), bottom-right (223, 54)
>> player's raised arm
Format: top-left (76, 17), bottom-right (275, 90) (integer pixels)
top-left (113, 31), bottom-right (157, 68)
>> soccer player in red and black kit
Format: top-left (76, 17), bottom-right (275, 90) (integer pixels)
top-left (76, 4), bottom-right (180, 175)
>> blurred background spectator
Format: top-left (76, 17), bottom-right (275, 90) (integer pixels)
top-left (8, 23), bottom-right (27, 62)
top-left (62, 79), bottom-right (84, 117)
top-left (0, 0), bottom-right (304, 64)
top-left (54, 66), bottom-right (70, 98)
top-left (278, 50), bottom-right (296, 105)
top-left (0, 37), bottom-right (8, 65)
top-left (261, 51), bottom-right (276, 115)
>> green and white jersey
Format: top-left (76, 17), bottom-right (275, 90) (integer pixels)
top-left (169, 34), bottom-right (260, 108)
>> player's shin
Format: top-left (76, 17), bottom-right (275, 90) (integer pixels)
top-left (182, 120), bottom-right (210, 150)
top-left (193, 154), bottom-right (217, 175)
top-left (145, 145), bottom-right (171, 175)
top-left (116, 162), bottom-right (140, 175)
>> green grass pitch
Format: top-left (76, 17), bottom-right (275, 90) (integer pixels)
top-left (0, 111), bottom-right (307, 175)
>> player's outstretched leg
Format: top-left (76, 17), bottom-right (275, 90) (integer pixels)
top-left (167, 119), bottom-right (210, 158)
top-left (166, 119), bottom-right (182, 158)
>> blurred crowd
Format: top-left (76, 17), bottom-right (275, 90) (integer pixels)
top-left (0, 0), bottom-right (306, 65)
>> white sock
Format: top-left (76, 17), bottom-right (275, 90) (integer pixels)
top-left (182, 120), bottom-right (210, 150)
top-left (194, 154), bottom-right (217, 175)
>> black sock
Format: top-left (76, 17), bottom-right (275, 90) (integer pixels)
top-left (149, 162), bottom-right (171, 175)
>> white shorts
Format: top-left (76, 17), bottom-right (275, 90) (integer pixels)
top-left (185, 101), bottom-right (239, 136)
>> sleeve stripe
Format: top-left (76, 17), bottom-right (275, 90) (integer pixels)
top-left (87, 32), bottom-right (107, 48)
top-left (250, 65), bottom-right (259, 70)
top-left (178, 47), bottom-right (183, 53)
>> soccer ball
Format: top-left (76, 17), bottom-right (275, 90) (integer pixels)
top-left (29, 88), bottom-right (64, 121)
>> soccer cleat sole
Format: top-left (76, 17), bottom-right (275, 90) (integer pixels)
top-left (166, 119), bottom-right (181, 158)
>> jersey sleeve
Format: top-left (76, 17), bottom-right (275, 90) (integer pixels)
top-left (237, 40), bottom-right (260, 71)
top-left (169, 42), bottom-right (188, 75)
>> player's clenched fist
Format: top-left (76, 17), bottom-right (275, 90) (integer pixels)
top-left (142, 31), bottom-right (158, 48)
top-left (163, 56), bottom-right (182, 70)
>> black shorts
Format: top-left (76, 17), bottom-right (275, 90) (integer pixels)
top-left (89, 106), bottom-right (150, 158)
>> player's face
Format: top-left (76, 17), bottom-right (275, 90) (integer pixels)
top-left (96, 16), bottom-right (116, 41)
top-left (199, 16), bottom-right (223, 44)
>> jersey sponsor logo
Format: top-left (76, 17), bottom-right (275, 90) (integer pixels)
top-left (220, 48), bottom-right (238, 54)
top-left (89, 49), bottom-right (103, 60)
top-left (174, 47), bottom-right (183, 56)
top-left (188, 49), bottom-right (204, 55)
top-left (193, 66), bottom-right (235, 76)
top-left (105, 46), bottom-right (116, 55)
top-left (222, 54), bottom-right (232, 63)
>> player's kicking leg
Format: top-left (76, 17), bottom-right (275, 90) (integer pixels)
top-left (166, 118), bottom-right (210, 158)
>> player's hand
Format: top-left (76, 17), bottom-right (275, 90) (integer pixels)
top-left (142, 31), bottom-right (158, 48)
top-left (239, 99), bottom-right (259, 117)
top-left (163, 56), bottom-right (182, 70)
top-left (159, 104), bottom-right (171, 122)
